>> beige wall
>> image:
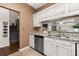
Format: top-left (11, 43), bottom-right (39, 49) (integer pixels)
top-left (37, 3), bottom-right (56, 12)
top-left (0, 3), bottom-right (37, 49)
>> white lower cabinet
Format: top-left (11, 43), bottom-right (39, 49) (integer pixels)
top-left (55, 43), bottom-right (72, 56)
top-left (29, 34), bottom-right (77, 56)
top-left (44, 37), bottom-right (54, 56)
top-left (44, 37), bottom-right (74, 56)
top-left (44, 41), bottom-right (54, 56)
top-left (77, 43), bottom-right (79, 56)
top-left (55, 39), bottom-right (72, 56)
top-left (29, 34), bottom-right (34, 48)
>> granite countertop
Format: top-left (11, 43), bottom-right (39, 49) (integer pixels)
top-left (29, 32), bottom-right (49, 36)
top-left (46, 35), bottom-right (79, 43)
top-left (29, 32), bottom-right (79, 43)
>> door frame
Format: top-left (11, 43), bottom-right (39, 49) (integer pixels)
top-left (0, 6), bottom-right (20, 50)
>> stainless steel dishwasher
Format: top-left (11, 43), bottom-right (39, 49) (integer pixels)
top-left (34, 35), bottom-right (44, 53)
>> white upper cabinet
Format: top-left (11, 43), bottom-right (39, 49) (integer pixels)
top-left (54, 4), bottom-right (65, 16)
top-left (33, 4), bottom-right (65, 26)
top-left (64, 4), bottom-right (71, 13)
top-left (33, 13), bottom-right (41, 27)
top-left (39, 12), bottom-right (46, 21)
top-left (33, 3), bottom-right (79, 27)
top-left (40, 4), bottom-right (65, 22)
top-left (64, 3), bottom-right (79, 13)
top-left (69, 3), bottom-right (79, 12)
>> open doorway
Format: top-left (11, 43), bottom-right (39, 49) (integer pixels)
top-left (9, 10), bottom-right (20, 54)
top-left (0, 6), bottom-right (20, 56)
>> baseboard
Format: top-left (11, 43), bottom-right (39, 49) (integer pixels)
top-left (19, 46), bottom-right (29, 51)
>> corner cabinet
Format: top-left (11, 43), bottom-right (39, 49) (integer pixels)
top-left (29, 34), bottom-right (34, 48)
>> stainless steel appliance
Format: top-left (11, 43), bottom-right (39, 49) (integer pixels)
top-left (34, 35), bottom-right (44, 53)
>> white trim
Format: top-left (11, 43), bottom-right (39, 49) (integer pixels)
top-left (19, 46), bottom-right (30, 51)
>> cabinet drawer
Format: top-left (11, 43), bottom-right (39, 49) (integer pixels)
top-left (44, 37), bottom-right (54, 42)
top-left (44, 40), bottom-right (53, 45)
top-left (55, 39), bottom-right (72, 47)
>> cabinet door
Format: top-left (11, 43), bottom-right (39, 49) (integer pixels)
top-left (64, 3), bottom-right (71, 13)
top-left (40, 12), bottom-right (46, 22)
top-left (55, 43), bottom-right (72, 56)
top-left (69, 3), bottom-right (79, 12)
top-left (33, 14), bottom-right (41, 27)
top-left (54, 4), bottom-right (65, 16)
top-left (33, 16), bottom-right (37, 27)
top-left (77, 43), bottom-right (79, 56)
top-left (44, 38), bottom-right (54, 56)
top-left (29, 35), bottom-right (34, 48)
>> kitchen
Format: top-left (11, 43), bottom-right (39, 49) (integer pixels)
top-left (0, 3), bottom-right (79, 56)
top-left (29, 3), bottom-right (79, 56)
top-left (0, 1), bottom-right (79, 59)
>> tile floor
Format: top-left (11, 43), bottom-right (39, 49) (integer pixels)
top-left (8, 46), bottom-right (44, 56)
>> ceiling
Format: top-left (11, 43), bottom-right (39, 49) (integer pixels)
top-left (28, 3), bottom-right (46, 9)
